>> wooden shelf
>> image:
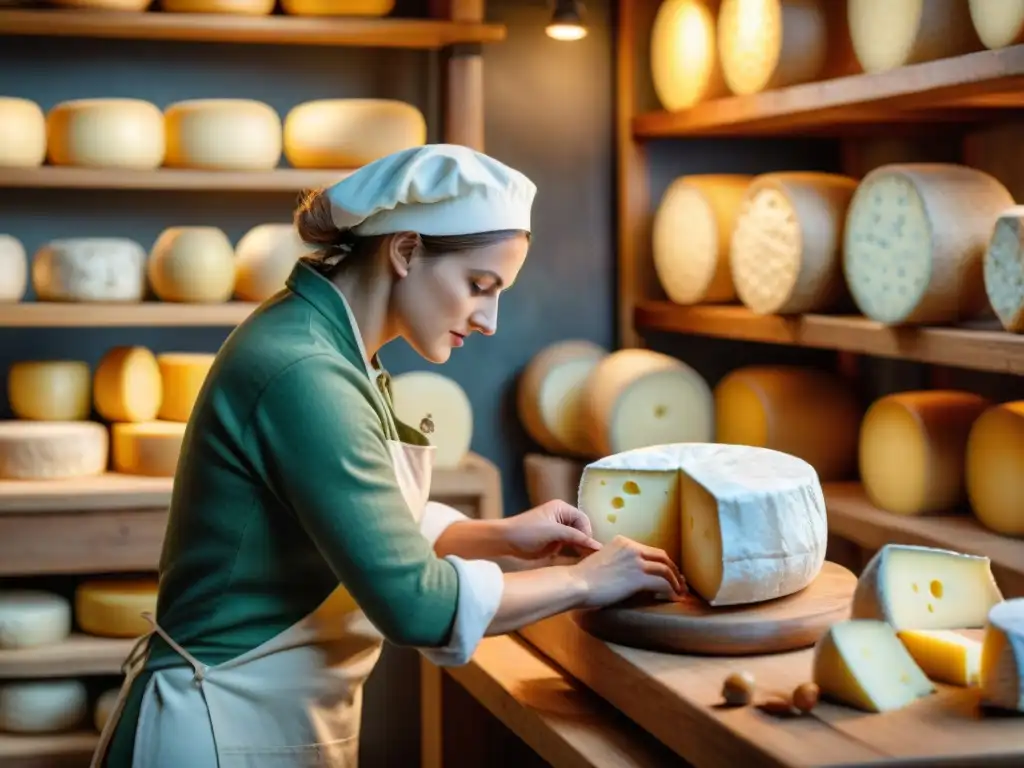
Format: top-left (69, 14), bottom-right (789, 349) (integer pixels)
top-left (0, 166), bottom-right (352, 191)
top-left (0, 732), bottom-right (99, 767)
top-left (633, 45), bottom-right (1024, 138)
top-left (634, 301), bottom-right (1024, 375)
top-left (0, 474), bottom-right (171, 514)
top-left (0, 301), bottom-right (259, 327)
top-left (0, 634), bottom-right (132, 679)
top-left (0, 9), bottom-right (507, 49)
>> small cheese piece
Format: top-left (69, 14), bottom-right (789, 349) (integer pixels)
top-left (0, 680), bottom-right (88, 734)
top-left (7, 360), bottom-right (92, 421)
top-left (0, 590), bottom-right (72, 650)
top-left (579, 349), bottom-right (713, 457)
top-left (283, 99), bottom-right (426, 169)
top-left (652, 175), bottom-right (751, 305)
top-left (649, 0), bottom-right (728, 110)
top-left (46, 99), bottom-right (164, 169)
top-left (148, 227), bottom-right (236, 303)
top-left (0, 421), bottom-right (108, 481)
top-left (32, 238), bottom-right (147, 303)
top-left (389, 371), bottom-right (472, 469)
top-left (859, 390), bottom-right (990, 516)
top-left (93, 346), bottom-right (163, 424)
top-left (983, 206), bottom-right (1024, 333)
top-left (164, 99), bottom-right (282, 171)
top-left (94, 687), bottom-right (120, 732)
top-left (517, 340), bottom-right (607, 456)
top-left (897, 629), bottom-right (982, 686)
top-left (234, 223), bottom-right (314, 302)
top-left (813, 620), bottom-right (935, 713)
top-left (157, 353), bottom-right (215, 423)
top-left (714, 365), bottom-right (860, 481)
top-left (161, 0), bottom-right (274, 13)
top-left (279, 0), bottom-right (394, 15)
top-left (578, 443), bottom-right (827, 605)
top-left (0, 97), bottom-right (46, 168)
top-left (730, 172), bottom-right (858, 315)
top-left (111, 421), bottom-right (187, 477)
top-left (75, 579), bottom-right (159, 638)
top-left (981, 598), bottom-right (1024, 711)
top-left (966, 401), bottom-right (1024, 536)
top-left (852, 544), bottom-right (1004, 630)
top-left (969, 0), bottom-right (1024, 49)
top-left (0, 234), bottom-right (27, 302)
top-left (843, 164), bottom-right (1014, 325)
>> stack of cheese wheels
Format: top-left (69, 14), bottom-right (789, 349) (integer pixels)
top-left (966, 401), bottom-right (1024, 536)
top-left (843, 164), bottom-right (1014, 326)
top-left (388, 371), bottom-right (473, 469)
top-left (970, 0), bottom-right (1024, 49)
top-left (32, 238), bottom-right (147, 303)
top-left (7, 360), bottom-right (91, 421)
top-left (577, 442), bottom-right (827, 605)
top-left (234, 223), bottom-right (314, 302)
top-left (652, 175), bottom-right (750, 305)
top-left (164, 99), bottom-right (282, 171)
top-left (0, 235), bottom-right (27, 302)
top-left (280, 0), bottom-right (393, 15)
top-left (0, 421), bottom-right (108, 480)
top-left (283, 99), bottom-right (427, 168)
top-left (859, 390), bottom-right (991, 516)
top-left (148, 227), bottom-right (236, 303)
top-left (517, 340), bottom-right (607, 457)
top-left (0, 590), bottom-right (72, 650)
top-left (578, 348), bottom-right (714, 457)
top-left (46, 99), bottom-right (164, 169)
top-left (729, 172), bottom-right (858, 315)
top-left (649, 0), bottom-right (728, 111)
top-left (0, 680), bottom-right (89, 734)
top-left (0, 97), bottom-right (46, 168)
top-left (983, 206), bottom-right (1024, 332)
top-left (714, 365), bottom-right (861, 481)
top-left (157, 352), bottom-right (216, 423)
top-left (161, 0), bottom-right (275, 13)
top-left (75, 579), bottom-right (158, 638)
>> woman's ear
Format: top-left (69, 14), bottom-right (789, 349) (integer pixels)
top-left (386, 231), bottom-right (421, 278)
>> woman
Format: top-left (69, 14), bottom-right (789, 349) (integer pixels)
top-left (93, 144), bottom-right (685, 767)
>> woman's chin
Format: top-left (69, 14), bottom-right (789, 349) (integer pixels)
top-left (411, 339), bottom-right (452, 365)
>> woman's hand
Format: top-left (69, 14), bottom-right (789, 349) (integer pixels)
top-left (501, 500), bottom-right (604, 560)
top-left (571, 535), bottom-right (687, 608)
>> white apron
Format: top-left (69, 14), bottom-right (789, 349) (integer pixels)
top-left (90, 439), bottom-right (435, 768)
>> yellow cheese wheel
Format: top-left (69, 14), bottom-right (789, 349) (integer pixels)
top-left (46, 99), bottom-right (164, 170)
top-left (161, 0), bottom-right (274, 12)
top-left (0, 97), bottom-right (46, 169)
top-left (165, 99), bottom-right (282, 171)
top-left (111, 421), bottom-right (187, 477)
top-left (50, 0), bottom-right (151, 10)
top-left (279, 0), bottom-right (394, 15)
top-left (234, 224), bottom-right (314, 302)
top-left (93, 346), bottom-right (163, 423)
top-left (157, 353), bottom-right (215, 423)
top-left (970, 0), bottom-right (1024, 49)
top-left (148, 227), bottom-right (236, 303)
top-left (7, 361), bottom-right (91, 421)
top-left (649, 0), bottom-right (728, 111)
top-left (75, 579), bottom-right (158, 638)
top-left (966, 401), bottom-right (1024, 536)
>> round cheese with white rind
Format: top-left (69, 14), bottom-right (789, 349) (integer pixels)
top-left (280, 0), bottom-right (393, 15)
top-left (983, 206), bottom-right (1024, 332)
top-left (970, 0), bottom-right (1024, 49)
top-left (234, 224), bottom-right (314, 302)
top-left (161, 0), bottom-right (274, 12)
top-left (0, 591), bottom-right (72, 650)
top-left (0, 680), bottom-right (88, 734)
top-left (46, 99), bottom-right (164, 170)
top-left (843, 163), bottom-right (1014, 325)
top-left (32, 238), bottom-right (147, 303)
top-left (981, 598), bottom-right (1024, 712)
top-left (111, 421), bottom-right (187, 478)
top-left (148, 227), bottom-right (236, 303)
top-left (0, 234), bottom-right (28, 302)
top-left (93, 346), bottom-right (163, 423)
top-left (650, 0), bottom-right (728, 110)
top-left (389, 371), bottom-right (473, 469)
top-left (165, 99), bottom-right (282, 171)
top-left (0, 421), bottom-right (109, 481)
top-left (7, 360), bottom-right (92, 422)
top-left (0, 97), bottom-right (46, 168)
top-left (966, 401), bottom-right (1024, 536)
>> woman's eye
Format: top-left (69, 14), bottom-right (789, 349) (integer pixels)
top-left (470, 281), bottom-right (489, 295)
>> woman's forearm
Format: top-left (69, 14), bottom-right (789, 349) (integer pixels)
top-left (432, 519), bottom-right (510, 560)
top-left (485, 565), bottom-right (587, 636)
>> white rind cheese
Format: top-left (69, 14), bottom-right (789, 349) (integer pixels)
top-left (0, 234), bottom-right (27, 302)
top-left (0, 590), bottom-right (72, 650)
top-left (46, 99), bottom-right (165, 170)
top-left (234, 223), bottom-right (314, 302)
top-left (7, 360), bottom-right (92, 421)
top-left (969, 0), bottom-right (1024, 50)
top-left (981, 598), bottom-right (1024, 711)
top-left (983, 206), bottom-right (1024, 332)
top-left (0, 421), bottom-right (109, 481)
top-left (388, 371), bottom-right (473, 469)
top-left (148, 227), bottom-right (236, 303)
top-left (32, 238), bottom-right (147, 303)
top-left (164, 99), bottom-right (282, 171)
top-left (650, 0), bottom-right (728, 110)
top-left (0, 680), bottom-right (88, 734)
top-left (966, 401), bottom-right (1024, 536)
top-left (0, 97), bottom-right (46, 168)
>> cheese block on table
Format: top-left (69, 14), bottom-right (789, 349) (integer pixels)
top-left (897, 629), bottom-right (981, 686)
top-left (813, 620), bottom-right (935, 713)
top-left (652, 174), bottom-right (750, 305)
top-left (94, 346), bottom-right (162, 424)
top-left (157, 353), bottom-right (215, 423)
top-left (75, 579), bottom-right (158, 638)
top-left (32, 238), bottom-right (147, 303)
top-left (966, 401), bottom-right (1024, 536)
top-left (969, 0), bottom-right (1024, 49)
top-left (161, 0), bottom-right (274, 13)
top-left (578, 442), bottom-right (828, 605)
top-left (843, 164), bottom-right (1014, 325)
top-left (111, 421), bottom-right (186, 477)
top-left (517, 340), bottom-right (607, 457)
top-left (148, 227), bottom-right (236, 303)
top-left (0, 97), bottom-right (45, 168)
top-left (0, 590), bottom-right (72, 650)
top-left (94, 687), bottom-right (120, 732)
top-left (0, 421), bottom-right (108, 480)
top-left (983, 206), bottom-right (1024, 332)
top-left (0, 679), bottom-right (88, 733)
top-left (859, 390), bottom-right (990, 516)
top-left (852, 544), bottom-right (1004, 630)
top-left (280, 0), bottom-right (394, 15)
top-left (981, 598), bottom-right (1024, 711)
top-left (235, 223), bottom-right (314, 302)
top-left (164, 99), bottom-right (282, 171)
top-left (388, 371), bottom-right (472, 469)
top-left (649, 0), bottom-right (728, 111)
top-left (579, 349), bottom-right (713, 457)
top-left (7, 360), bottom-right (91, 422)
top-left (0, 234), bottom-right (27, 302)
top-left (46, 99), bottom-right (164, 169)
top-left (729, 172), bottom-right (858, 315)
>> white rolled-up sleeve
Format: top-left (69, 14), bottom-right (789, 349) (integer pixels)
top-left (419, 500), bottom-right (470, 546)
top-left (418, 555), bottom-right (504, 666)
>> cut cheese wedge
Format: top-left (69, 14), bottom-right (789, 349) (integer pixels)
top-left (983, 206), bottom-right (1024, 332)
top-left (165, 99), bottom-right (282, 171)
top-left (32, 238), bottom-right (147, 303)
top-left (94, 346), bottom-right (163, 424)
top-left (7, 360), bottom-right (92, 422)
top-left (897, 629), bottom-right (981, 686)
top-left (649, 0), bottom-right (728, 110)
top-left (0, 421), bottom-right (108, 481)
top-left (0, 679), bottom-right (88, 734)
top-left (981, 598), bottom-right (1024, 711)
top-left (389, 371), bottom-right (473, 468)
top-left (111, 421), bottom-right (187, 477)
top-left (852, 544), bottom-right (1003, 630)
top-left (966, 401), bottom-right (1024, 536)
top-left (969, 0), bottom-right (1024, 49)
top-left (235, 223), bottom-right (314, 302)
top-left (46, 98), bottom-right (164, 169)
top-left (0, 234), bottom-right (27, 302)
top-left (75, 579), bottom-right (159, 638)
top-left (157, 353), bottom-right (215, 423)
top-left (0, 97), bottom-right (46, 168)
top-left (149, 227), bottom-right (236, 303)
top-left (0, 590), bottom-right (72, 650)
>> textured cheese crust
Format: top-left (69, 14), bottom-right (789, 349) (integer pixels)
top-left (843, 164), bottom-right (1014, 325)
top-left (0, 421), bottom-right (108, 481)
top-left (0, 590), bottom-right (72, 650)
top-left (32, 238), bottom-right (147, 303)
top-left (897, 629), bottom-right (982, 686)
top-left (0, 234), bottom-right (27, 302)
top-left (157, 353), bottom-right (215, 423)
top-left (859, 390), bottom-right (990, 516)
top-left (7, 360), bottom-right (92, 422)
top-left (0, 680), bottom-right (88, 734)
top-left (650, 0), bottom-right (728, 110)
top-left (94, 688), bottom-right (120, 732)
top-left (652, 174), bottom-right (750, 305)
top-left (279, 0), bottom-right (394, 15)
top-left (111, 421), bottom-right (187, 477)
top-left (578, 442), bottom-right (827, 605)
top-left (234, 223), bottom-right (313, 302)
top-left (388, 371), bottom-right (473, 469)
top-left (969, 0), bottom-right (1024, 49)
top-left (165, 99), bottom-right (282, 171)
top-left (852, 544), bottom-right (1004, 631)
top-left (161, 0), bottom-right (275, 13)
top-left (0, 97), bottom-right (46, 168)
top-left (148, 227), bottom-right (236, 303)
top-left (966, 401), bottom-right (1024, 536)
top-left (983, 207), bottom-right (1024, 332)
top-left (46, 99), bottom-right (164, 169)
top-left (93, 346), bottom-right (163, 423)
top-left (76, 580), bottom-right (158, 639)
top-left (981, 598), bottom-right (1024, 711)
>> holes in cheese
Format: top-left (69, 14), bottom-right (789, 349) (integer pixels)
top-left (517, 340), bottom-right (607, 457)
top-left (7, 360), bottom-right (92, 422)
top-left (157, 353), bottom-right (215, 424)
top-left (0, 421), bottom-right (108, 481)
top-left (111, 421), bottom-right (186, 477)
top-left (164, 99), bottom-right (282, 171)
top-left (46, 99), bottom-right (164, 170)
top-left (0, 590), bottom-right (72, 650)
top-left (148, 226), bottom-right (236, 304)
top-left (32, 238), bottom-right (147, 303)
top-left (730, 172), bottom-right (858, 315)
top-left (161, 0), bottom-right (275, 13)
top-left (94, 346), bottom-right (162, 424)
top-left (813, 620), bottom-right (935, 713)
top-left (0, 679), bottom-right (88, 734)
top-left (388, 370), bottom-right (473, 469)
top-left (75, 579), bottom-right (158, 638)
top-left (980, 598), bottom-right (1024, 712)
top-left (579, 349), bottom-right (713, 457)
top-left (283, 99), bottom-right (426, 169)
top-left (843, 164), bottom-right (1014, 326)
top-left (0, 234), bottom-right (27, 302)
top-left (652, 174), bottom-right (751, 305)
top-left (649, 0), bottom-right (728, 111)
top-left (896, 629), bottom-right (982, 686)
top-left (94, 688), bottom-right (120, 733)
top-left (966, 401), bottom-right (1024, 536)
top-left (969, 0), bottom-right (1024, 49)
top-left (235, 223), bottom-right (314, 302)
top-left (859, 390), bottom-right (990, 516)
top-left (578, 443), bottom-right (827, 605)
top-left (983, 207), bottom-right (1024, 333)
top-left (852, 544), bottom-right (1003, 631)
top-left (0, 97), bottom-right (45, 168)
top-left (280, 0), bottom-right (394, 14)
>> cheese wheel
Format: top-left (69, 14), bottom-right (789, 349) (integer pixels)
top-left (859, 390), bottom-right (991, 516)
top-left (652, 175), bottom-right (750, 305)
top-left (93, 346), bottom-right (163, 423)
top-left (148, 227), bottom-right (236, 303)
top-left (965, 401), bottom-right (1024, 536)
top-left (0, 234), bottom-right (27, 302)
top-left (0, 680), bottom-right (87, 734)
top-left (75, 579), bottom-right (158, 638)
top-left (717, 0), bottom-right (828, 96)
top-left (843, 164), bottom-right (1014, 325)
top-left (111, 421), bottom-right (186, 477)
top-left (51, 0), bottom-right (150, 9)
top-left (650, 0), bottom-right (728, 110)
top-left (94, 688), bottom-right (120, 732)
top-left (0, 97), bottom-right (46, 168)
top-left (848, 0), bottom-right (982, 73)
top-left (970, 0), bottom-right (1024, 49)
top-left (517, 340), bottom-right (607, 457)
top-left (32, 238), bottom-right (147, 303)
top-left (983, 207), bottom-right (1024, 332)
top-left (234, 224), bottom-right (313, 302)
top-left (730, 172), bottom-right (858, 315)
top-left (279, 0), bottom-right (394, 15)
top-left (46, 99), bottom-right (164, 170)
top-left (7, 361), bottom-right (92, 421)
top-left (714, 365), bottom-right (861, 482)
top-left (165, 99), bottom-right (282, 171)
top-left (283, 99), bottom-right (426, 169)
top-left (161, 0), bottom-right (273, 12)
top-left (981, 598), bottom-right (1024, 712)
top-left (157, 353), bottom-right (215, 423)
top-left (0, 421), bottom-right (108, 481)
top-left (579, 349), bottom-right (714, 457)
top-left (389, 371), bottom-right (472, 468)
top-left (0, 590), bottom-right (72, 650)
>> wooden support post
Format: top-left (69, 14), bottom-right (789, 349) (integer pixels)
top-left (430, 0), bottom-right (486, 151)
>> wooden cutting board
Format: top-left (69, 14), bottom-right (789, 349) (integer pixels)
top-left (575, 561), bottom-right (856, 656)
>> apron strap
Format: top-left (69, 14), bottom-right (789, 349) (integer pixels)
top-left (138, 612), bottom-right (209, 682)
